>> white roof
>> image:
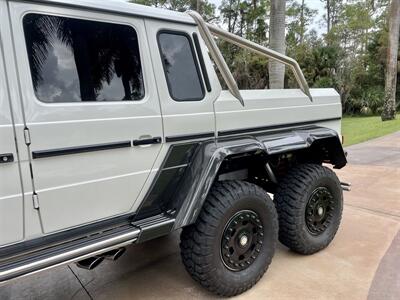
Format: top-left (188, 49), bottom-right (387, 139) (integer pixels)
top-left (28, 0), bottom-right (196, 25)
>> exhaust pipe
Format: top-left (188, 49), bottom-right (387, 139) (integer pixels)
top-left (76, 256), bottom-right (104, 270)
top-left (102, 248), bottom-right (126, 261)
top-left (76, 247), bottom-right (126, 270)
top-left (341, 181), bottom-right (351, 192)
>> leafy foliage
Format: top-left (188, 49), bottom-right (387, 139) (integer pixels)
top-left (130, 0), bottom-right (399, 114)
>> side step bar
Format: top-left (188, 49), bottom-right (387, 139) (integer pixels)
top-left (0, 213), bottom-right (176, 284)
top-left (0, 227), bottom-right (140, 284)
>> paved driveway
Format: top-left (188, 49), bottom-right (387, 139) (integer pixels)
top-left (1, 132), bottom-right (399, 300)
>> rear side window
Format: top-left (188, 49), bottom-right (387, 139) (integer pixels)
top-left (158, 31), bottom-right (204, 101)
top-left (23, 14), bottom-right (144, 103)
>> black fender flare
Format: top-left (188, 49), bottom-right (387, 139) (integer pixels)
top-left (173, 126), bottom-right (346, 228)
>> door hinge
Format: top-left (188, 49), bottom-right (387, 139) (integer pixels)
top-left (24, 127), bottom-right (31, 146)
top-left (32, 193), bottom-right (40, 209)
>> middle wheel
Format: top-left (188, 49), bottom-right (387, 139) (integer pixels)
top-left (180, 180), bottom-right (278, 297)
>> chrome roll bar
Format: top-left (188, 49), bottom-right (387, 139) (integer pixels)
top-left (187, 11), bottom-right (313, 103)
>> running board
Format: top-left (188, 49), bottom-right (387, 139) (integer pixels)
top-left (134, 213), bottom-right (175, 243)
top-left (0, 213), bottom-right (175, 284)
top-left (0, 226), bottom-right (140, 284)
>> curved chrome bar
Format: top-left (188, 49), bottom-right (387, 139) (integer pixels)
top-left (187, 11), bottom-right (313, 102)
top-left (187, 11), bottom-right (244, 106)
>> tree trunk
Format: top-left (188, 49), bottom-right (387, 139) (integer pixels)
top-left (300, 0), bottom-right (305, 44)
top-left (268, 0), bottom-right (286, 89)
top-left (382, 0), bottom-right (400, 121)
top-left (327, 0), bottom-right (331, 33)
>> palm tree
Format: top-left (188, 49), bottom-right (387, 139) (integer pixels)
top-left (268, 0), bottom-right (286, 89)
top-left (381, 0), bottom-right (400, 121)
top-left (23, 14), bottom-right (143, 101)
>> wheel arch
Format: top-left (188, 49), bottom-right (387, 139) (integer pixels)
top-left (173, 126), bottom-right (346, 229)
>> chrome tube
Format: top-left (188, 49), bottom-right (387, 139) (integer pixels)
top-left (0, 228), bottom-right (140, 284)
top-left (187, 11), bottom-right (244, 106)
top-left (187, 11), bottom-right (313, 102)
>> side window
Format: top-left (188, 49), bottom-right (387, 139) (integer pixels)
top-left (23, 14), bottom-right (145, 103)
top-left (158, 31), bottom-right (204, 101)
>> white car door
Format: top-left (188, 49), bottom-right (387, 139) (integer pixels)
top-left (9, 2), bottom-right (163, 233)
top-left (145, 20), bottom-right (221, 140)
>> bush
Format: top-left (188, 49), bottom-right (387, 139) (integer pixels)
top-left (361, 87), bottom-right (384, 114)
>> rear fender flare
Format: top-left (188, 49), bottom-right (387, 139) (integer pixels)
top-left (173, 127), bottom-right (346, 229)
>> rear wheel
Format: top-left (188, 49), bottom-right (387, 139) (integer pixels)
top-left (274, 164), bottom-right (343, 255)
top-left (180, 180), bottom-right (278, 297)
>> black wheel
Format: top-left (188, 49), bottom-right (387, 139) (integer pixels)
top-left (274, 164), bottom-right (343, 255)
top-left (180, 180), bottom-right (278, 297)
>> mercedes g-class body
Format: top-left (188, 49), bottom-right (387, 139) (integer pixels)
top-left (0, 0), bottom-right (349, 296)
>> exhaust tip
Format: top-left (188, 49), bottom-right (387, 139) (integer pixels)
top-left (102, 248), bottom-right (126, 261)
top-left (76, 256), bottom-right (104, 270)
top-left (341, 181), bottom-right (351, 192)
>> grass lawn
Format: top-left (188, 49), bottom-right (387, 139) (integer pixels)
top-left (342, 114), bottom-right (400, 146)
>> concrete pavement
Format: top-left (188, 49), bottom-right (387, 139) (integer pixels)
top-left (1, 132), bottom-right (399, 300)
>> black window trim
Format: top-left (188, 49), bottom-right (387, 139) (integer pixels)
top-left (157, 29), bottom-right (205, 102)
top-left (22, 12), bottom-right (146, 104)
top-left (192, 32), bottom-right (211, 93)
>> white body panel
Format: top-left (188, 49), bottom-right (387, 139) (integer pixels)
top-left (215, 89), bottom-right (342, 135)
top-left (0, 12), bottom-right (24, 245)
top-left (8, 2), bottom-right (164, 233)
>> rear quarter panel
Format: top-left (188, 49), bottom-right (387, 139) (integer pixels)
top-left (214, 88), bottom-right (342, 136)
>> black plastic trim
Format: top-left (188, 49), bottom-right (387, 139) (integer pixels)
top-left (133, 142), bottom-right (200, 220)
top-left (134, 214), bottom-right (175, 243)
top-left (32, 141), bottom-right (132, 159)
top-left (218, 117), bottom-right (342, 137)
top-left (0, 153), bottom-right (14, 164)
top-left (165, 132), bottom-right (214, 143)
top-left (0, 213), bottom-right (134, 261)
top-left (132, 137), bottom-right (162, 146)
top-left (192, 32), bottom-right (211, 92)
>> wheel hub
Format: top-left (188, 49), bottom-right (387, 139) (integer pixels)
top-left (305, 187), bottom-right (334, 235)
top-left (221, 210), bottom-right (264, 272)
top-left (317, 206), bottom-right (324, 216)
top-left (239, 234), bottom-right (249, 247)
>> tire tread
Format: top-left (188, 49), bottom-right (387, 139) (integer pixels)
top-left (274, 164), bottom-right (343, 255)
top-left (180, 180), bottom-right (278, 297)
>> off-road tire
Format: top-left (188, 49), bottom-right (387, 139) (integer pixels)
top-left (274, 164), bottom-right (343, 255)
top-left (180, 180), bottom-right (278, 297)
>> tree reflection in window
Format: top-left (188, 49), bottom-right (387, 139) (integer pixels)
top-left (23, 14), bottom-right (144, 102)
top-left (158, 32), bottom-right (204, 101)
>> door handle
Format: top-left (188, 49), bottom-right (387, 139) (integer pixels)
top-left (132, 137), bottom-right (162, 146)
top-left (0, 153), bottom-right (14, 164)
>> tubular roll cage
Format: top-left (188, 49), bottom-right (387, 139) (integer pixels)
top-left (187, 11), bottom-right (313, 105)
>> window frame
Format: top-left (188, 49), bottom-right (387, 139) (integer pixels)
top-left (21, 11), bottom-right (146, 105)
top-left (192, 32), bottom-right (211, 93)
top-left (157, 29), bottom-right (205, 102)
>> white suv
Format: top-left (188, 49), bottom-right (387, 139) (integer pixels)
top-left (0, 0), bottom-right (348, 296)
